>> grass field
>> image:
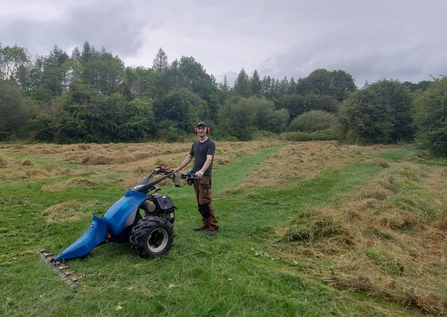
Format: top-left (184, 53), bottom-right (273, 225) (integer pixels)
top-left (1, 141), bottom-right (447, 316)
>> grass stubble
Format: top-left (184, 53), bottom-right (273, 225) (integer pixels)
top-left (0, 141), bottom-right (446, 316)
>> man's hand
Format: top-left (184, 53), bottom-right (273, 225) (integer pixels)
top-left (195, 170), bottom-right (204, 178)
top-left (173, 167), bottom-right (180, 173)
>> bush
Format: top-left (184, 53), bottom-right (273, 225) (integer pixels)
top-left (280, 128), bottom-right (338, 142)
top-left (289, 110), bottom-right (338, 133)
top-left (280, 131), bottom-right (313, 142)
top-left (413, 78), bottom-right (447, 157)
top-left (339, 80), bottom-right (413, 145)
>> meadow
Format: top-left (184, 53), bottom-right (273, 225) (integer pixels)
top-left (1, 140), bottom-right (446, 316)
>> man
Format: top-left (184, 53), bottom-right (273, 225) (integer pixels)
top-left (174, 122), bottom-right (219, 236)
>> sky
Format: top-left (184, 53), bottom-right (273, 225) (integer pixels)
top-left (1, 0), bottom-right (446, 87)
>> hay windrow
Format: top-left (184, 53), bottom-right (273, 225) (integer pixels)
top-left (3, 141), bottom-right (446, 314)
top-left (238, 141), bottom-right (384, 189)
top-left (42, 201), bottom-right (99, 224)
top-left (279, 160), bottom-right (447, 315)
top-left (0, 141), bottom-right (277, 185)
top-left (42, 177), bottom-right (103, 191)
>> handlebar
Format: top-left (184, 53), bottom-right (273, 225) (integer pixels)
top-left (132, 167), bottom-right (203, 193)
top-left (181, 172), bottom-right (203, 180)
top-left (132, 166), bottom-right (174, 193)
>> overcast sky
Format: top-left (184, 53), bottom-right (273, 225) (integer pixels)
top-left (1, 0), bottom-right (446, 87)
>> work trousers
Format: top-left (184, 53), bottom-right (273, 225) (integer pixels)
top-left (193, 175), bottom-right (219, 231)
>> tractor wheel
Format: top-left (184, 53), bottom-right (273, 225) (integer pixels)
top-left (130, 216), bottom-right (174, 258)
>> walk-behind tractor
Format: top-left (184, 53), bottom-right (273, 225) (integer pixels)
top-left (38, 166), bottom-right (193, 286)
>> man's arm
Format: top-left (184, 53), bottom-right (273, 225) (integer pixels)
top-left (195, 154), bottom-right (213, 177)
top-left (200, 154), bottom-right (213, 173)
top-left (175, 154), bottom-right (193, 171)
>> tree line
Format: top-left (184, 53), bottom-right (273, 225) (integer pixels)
top-left (1, 42), bottom-right (446, 157)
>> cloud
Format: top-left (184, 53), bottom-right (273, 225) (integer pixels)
top-left (1, 0), bottom-right (150, 56)
top-left (256, 11), bottom-right (445, 86)
top-left (1, 0), bottom-right (446, 86)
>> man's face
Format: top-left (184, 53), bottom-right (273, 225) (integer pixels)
top-left (196, 126), bottom-right (207, 135)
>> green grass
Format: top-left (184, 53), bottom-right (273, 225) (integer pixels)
top-left (0, 145), bottom-right (432, 316)
top-left (214, 146), bottom-right (281, 191)
top-left (377, 146), bottom-right (416, 161)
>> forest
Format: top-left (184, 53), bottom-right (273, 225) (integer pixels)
top-left (1, 42), bottom-right (446, 156)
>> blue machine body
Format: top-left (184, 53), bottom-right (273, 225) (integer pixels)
top-left (102, 190), bottom-right (147, 235)
top-left (53, 190), bottom-right (147, 262)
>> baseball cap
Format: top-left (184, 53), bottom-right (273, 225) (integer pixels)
top-left (196, 122), bottom-right (208, 128)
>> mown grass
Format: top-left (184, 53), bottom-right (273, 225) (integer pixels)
top-left (1, 141), bottom-right (446, 316)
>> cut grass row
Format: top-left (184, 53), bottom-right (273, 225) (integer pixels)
top-left (1, 143), bottom-right (443, 316)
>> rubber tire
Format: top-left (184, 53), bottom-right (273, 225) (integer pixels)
top-left (130, 216), bottom-right (174, 258)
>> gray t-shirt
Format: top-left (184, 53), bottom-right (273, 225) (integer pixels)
top-left (189, 138), bottom-right (215, 176)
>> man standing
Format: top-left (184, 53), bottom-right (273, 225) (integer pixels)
top-left (174, 122), bottom-right (219, 236)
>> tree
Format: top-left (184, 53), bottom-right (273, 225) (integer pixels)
top-left (152, 48), bottom-right (169, 72)
top-left (233, 68), bottom-right (251, 98)
top-left (27, 46), bottom-right (72, 101)
top-left (330, 70), bottom-right (357, 101)
top-left (413, 78), bottom-right (447, 157)
top-left (270, 79), bottom-right (280, 101)
top-left (218, 75), bottom-right (231, 105)
top-left (178, 56), bottom-right (216, 101)
top-left (104, 93), bottom-right (155, 142)
top-left (43, 46), bottom-right (70, 95)
top-left (0, 79), bottom-right (35, 139)
top-left (267, 108), bottom-right (289, 133)
top-left (339, 80), bottom-right (413, 144)
top-left (0, 44), bottom-right (32, 88)
top-left (32, 81), bottom-right (155, 143)
top-left (250, 70), bottom-right (262, 95)
top-left (81, 41), bottom-right (93, 63)
top-left (207, 91), bottom-right (220, 125)
top-left (82, 47), bottom-right (124, 96)
top-left (61, 59), bottom-right (84, 90)
top-left (295, 69), bottom-right (356, 102)
top-left (302, 94), bottom-right (339, 114)
top-left (252, 96), bottom-right (289, 133)
top-left (153, 88), bottom-right (203, 136)
top-left (217, 97), bottom-right (257, 140)
top-left (261, 76), bottom-right (272, 96)
top-left (161, 59), bottom-right (182, 93)
top-left (296, 69), bottom-right (333, 96)
top-left (339, 89), bottom-right (393, 144)
top-left (278, 76), bottom-right (289, 98)
top-left (71, 47), bottom-right (81, 61)
top-left (279, 94), bottom-right (306, 120)
top-left (287, 77), bottom-right (297, 95)
top-left (55, 82), bottom-right (108, 143)
top-left (39, 83), bottom-right (131, 143)
top-left (120, 97), bottom-right (155, 141)
top-left (161, 56), bottom-right (216, 105)
top-left (403, 80), bottom-right (432, 92)
top-left (372, 80), bottom-right (413, 142)
top-left (122, 66), bottom-right (161, 100)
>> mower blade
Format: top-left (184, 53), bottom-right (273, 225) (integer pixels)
top-left (37, 249), bottom-right (83, 287)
